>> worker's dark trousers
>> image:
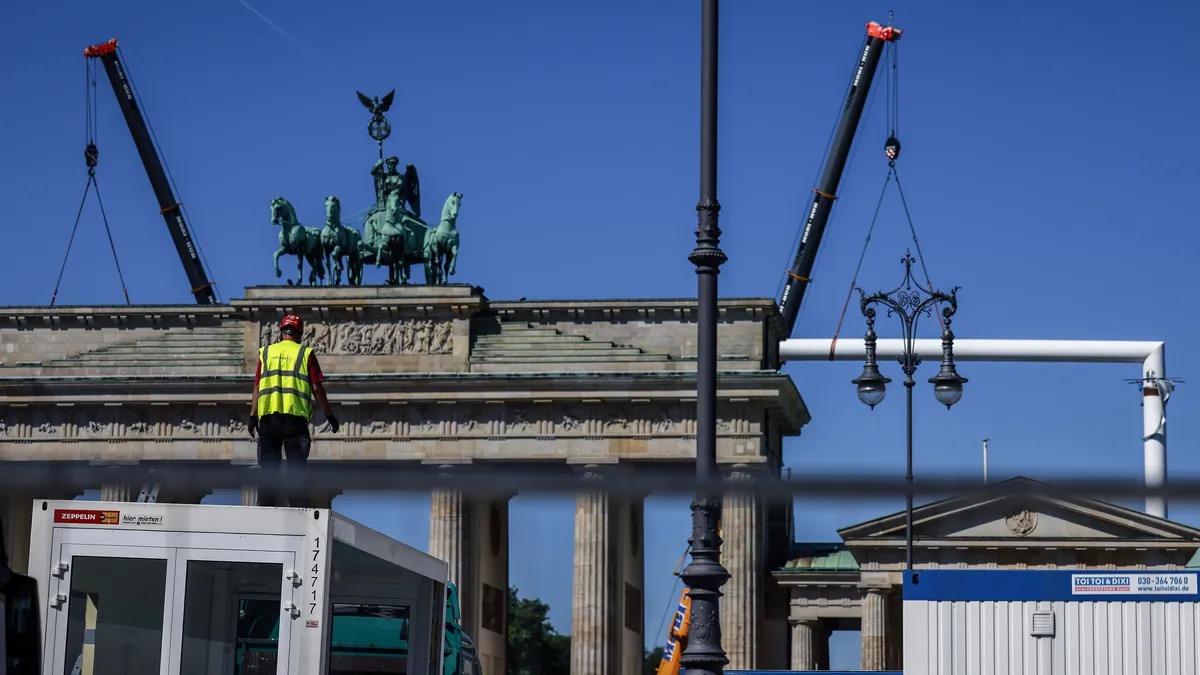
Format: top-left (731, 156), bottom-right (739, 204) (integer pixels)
top-left (257, 412), bottom-right (312, 508)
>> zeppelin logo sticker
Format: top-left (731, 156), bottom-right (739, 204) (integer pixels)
top-left (1071, 573), bottom-right (1198, 595)
top-left (54, 509), bottom-right (120, 525)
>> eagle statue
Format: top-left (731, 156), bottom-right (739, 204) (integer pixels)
top-left (356, 89), bottom-right (395, 117)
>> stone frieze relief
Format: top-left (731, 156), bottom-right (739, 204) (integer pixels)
top-left (0, 401), bottom-right (758, 442)
top-left (258, 320), bottom-right (453, 355)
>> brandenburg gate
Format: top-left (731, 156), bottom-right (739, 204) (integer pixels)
top-left (0, 284), bottom-right (809, 673)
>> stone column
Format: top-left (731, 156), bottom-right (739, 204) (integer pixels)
top-left (241, 466), bottom-right (261, 506)
top-left (429, 474), bottom-right (473, 630)
top-left (571, 466), bottom-right (615, 675)
top-left (720, 465), bottom-right (763, 670)
top-left (428, 466), bottom-right (510, 675)
top-left (860, 587), bottom-right (890, 671)
top-left (100, 483), bottom-right (134, 502)
top-left (789, 619), bottom-right (818, 670)
top-left (430, 487), bottom-right (472, 591)
top-left (568, 465), bottom-right (644, 675)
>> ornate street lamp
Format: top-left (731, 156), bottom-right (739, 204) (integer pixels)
top-left (854, 251), bottom-right (967, 572)
top-left (680, 1), bottom-right (730, 674)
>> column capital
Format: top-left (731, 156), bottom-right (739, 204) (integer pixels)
top-left (860, 585), bottom-right (893, 598)
top-left (723, 463), bottom-right (760, 481)
top-left (433, 463), bottom-right (516, 501)
top-left (570, 461), bottom-right (619, 476)
top-left (577, 463), bottom-right (610, 480)
top-left (858, 570), bottom-right (894, 591)
top-left (571, 463), bottom-right (642, 496)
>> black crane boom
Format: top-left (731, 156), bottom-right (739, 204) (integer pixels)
top-left (85, 39), bottom-right (217, 305)
top-left (778, 21), bottom-right (900, 336)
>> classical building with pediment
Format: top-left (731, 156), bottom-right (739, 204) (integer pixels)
top-left (772, 477), bottom-right (1200, 671)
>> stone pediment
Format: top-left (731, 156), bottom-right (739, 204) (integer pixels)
top-left (838, 477), bottom-right (1200, 545)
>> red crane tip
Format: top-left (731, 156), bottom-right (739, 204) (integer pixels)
top-left (867, 22), bottom-right (902, 42)
top-left (84, 38), bottom-right (119, 58)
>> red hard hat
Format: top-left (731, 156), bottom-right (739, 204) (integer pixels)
top-left (280, 314), bottom-right (304, 332)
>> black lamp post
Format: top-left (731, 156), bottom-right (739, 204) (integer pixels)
top-left (853, 251), bottom-right (967, 572)
top-left (679, 0), bottom-right (730, 673)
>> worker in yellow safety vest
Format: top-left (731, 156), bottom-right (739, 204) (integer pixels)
top-left (249, 313), bottom-right (339, 507)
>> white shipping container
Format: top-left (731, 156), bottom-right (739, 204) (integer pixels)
top-left (904, 569), bottom-right (1200, 675)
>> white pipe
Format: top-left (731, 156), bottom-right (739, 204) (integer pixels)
top-left (983, 438), bottom-right (989, 485)
top-left (780, 338), bottom-right (1162, 363)
top-left (779, 338), bottom-right (1169, 519)
top-left (1143, 344), bottom-right (1167, 519)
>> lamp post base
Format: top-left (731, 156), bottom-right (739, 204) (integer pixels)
top-left (679, 494), bottom-right (730, 675)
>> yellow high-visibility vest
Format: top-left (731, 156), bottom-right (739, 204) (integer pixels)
top-left (257, 340), bottom-right (314, 420)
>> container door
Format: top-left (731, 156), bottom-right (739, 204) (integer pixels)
top-left (45, 542), bottom-right (177, 675)
top-left (168, 548), bottom-right (299, 675)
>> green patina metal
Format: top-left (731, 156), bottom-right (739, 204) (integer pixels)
top-left (269, 90), bottom-right (464, 287)
top-left (320, 196), bottom-right (363, 287)
top-left (778, 544), bottom-right (861, 573)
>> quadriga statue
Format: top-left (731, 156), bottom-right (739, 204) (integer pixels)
top-left (271, 153), bottom-right (462, 286)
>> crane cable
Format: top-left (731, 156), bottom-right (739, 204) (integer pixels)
top-left (885, 27), bottom-right (944, 333)
top-left (881, 17), bottom-right (944, 323)
top-left (827, 34), bottom-right (944, 359)
top-left (51, 58), bottom-right (131, 307)
top-left (651, 545), bottom-right (691, 659)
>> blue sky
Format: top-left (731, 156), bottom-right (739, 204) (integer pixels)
top-left (5, 0), bottom-right (1198, 669)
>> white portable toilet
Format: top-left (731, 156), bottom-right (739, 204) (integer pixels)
top-left (903, 569), bottom-right (1200, 674)
top-left (28, 500), bottom-right (448, 675)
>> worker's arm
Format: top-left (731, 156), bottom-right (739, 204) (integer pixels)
top-left (308, 352), bottom-right (339, 432)
top-left (248, 360), bottom-right (262, 437)
top-left (250, 360), bottom-right (262, 417)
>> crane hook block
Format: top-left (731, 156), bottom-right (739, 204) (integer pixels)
top-left (885, 136), bottom-right (901, 162)
top-left (85, 143), bottom-right (99, 169)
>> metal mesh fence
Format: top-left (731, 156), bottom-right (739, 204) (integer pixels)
top-left (0, 462), bottom-right (1192, 503)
